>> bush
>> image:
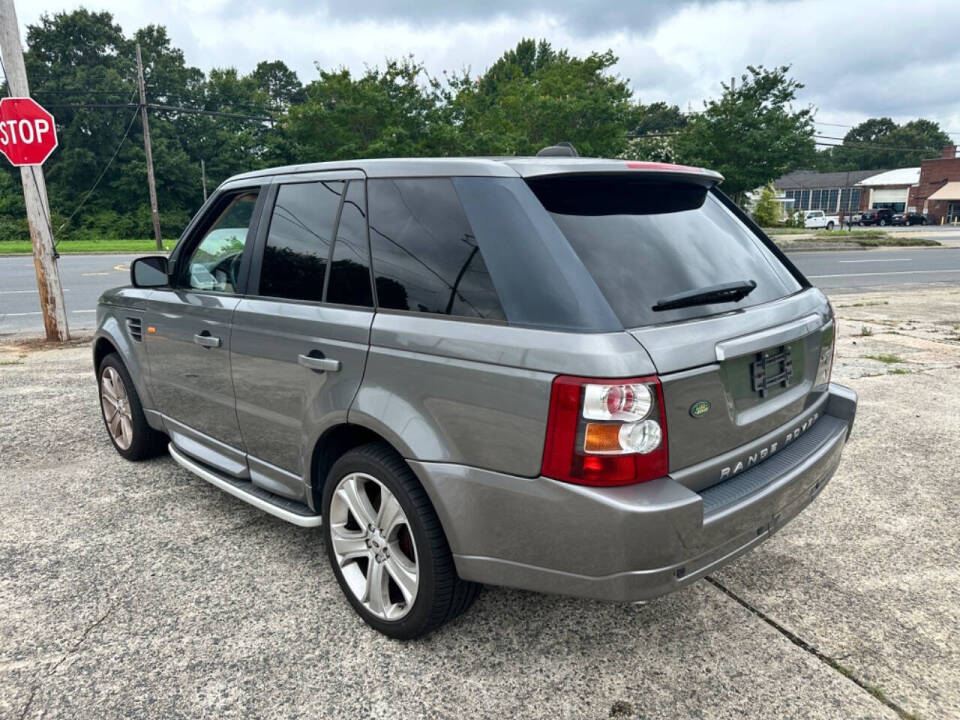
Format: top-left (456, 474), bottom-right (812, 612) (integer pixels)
top-left (751, 185), bottom-right (780, 226)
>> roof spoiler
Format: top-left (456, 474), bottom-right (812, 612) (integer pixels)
top-left (536, 142), bottom-right (579, 158)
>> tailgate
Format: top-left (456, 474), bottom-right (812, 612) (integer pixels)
top-left (629, 289), bottom-right (834, 489)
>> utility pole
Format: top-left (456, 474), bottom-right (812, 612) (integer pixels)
top-left (135, 43), bottom-right (162, 251)
top-left (0, 0), bottom-right (69, 341)
top-left (201, 159), bottom-right (207, 202)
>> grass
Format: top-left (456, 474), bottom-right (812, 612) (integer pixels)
top-left (0, 238), bottom-right (175, 254)
top-left (859, 325), bottom-right (874, 337)
top-left (888, 367), bottom-right (911, 375)
top-left (864, 353), bottom-right (904, 364)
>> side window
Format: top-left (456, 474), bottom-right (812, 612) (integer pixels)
top-left (259, 181), bottom-right (344, 302)
top-left (367, 178), bottom-right (505, 321)
top-left (185, 191), bottom-right (258, 292)
top-left (326, 180), bottom-right (374, 307)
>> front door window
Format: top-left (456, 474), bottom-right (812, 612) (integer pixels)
top-left (185, 192), bottom-right (259, 292)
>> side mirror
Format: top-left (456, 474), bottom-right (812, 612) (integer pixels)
top-left (131, 256), bottom-right (169, 288)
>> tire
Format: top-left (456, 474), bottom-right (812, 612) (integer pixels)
top-left (97, 353), bottom-right (167, 461)
top-left (322, 441), bottom-right (480, 639)
top-left (921, 218), bottom-right (927, 225)
top-left (880, 219), bottom-right (887, 226)
top-left (826, 221), bottom-right (834, 230)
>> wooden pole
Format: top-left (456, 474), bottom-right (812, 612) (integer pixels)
top-left (201, 158), bottom-right (207, 202)
top-left (0, 0), bottom-right (69, 341)
top-left (136, 43), bottom-right (163, 251)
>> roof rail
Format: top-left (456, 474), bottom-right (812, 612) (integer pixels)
top-left (536, 142), bottom-right (579, 158)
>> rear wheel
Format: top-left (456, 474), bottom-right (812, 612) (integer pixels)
top-left (879, 218), bottom-right (887, 226)
top-left (322, 441), bottom-right (480, 639)
top-left (98, 353), bottom-right (166, 460)
top-left (826, 221), bottom-right (834, 230)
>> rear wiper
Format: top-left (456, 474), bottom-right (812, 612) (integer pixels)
top-left (652, 280), bottom-right (757, 312)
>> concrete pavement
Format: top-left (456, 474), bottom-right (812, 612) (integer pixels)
top-left (1, 286), bottom-right (959, 718)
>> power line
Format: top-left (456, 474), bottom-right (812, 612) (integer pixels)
top-left (55, 93), bottom-right (141, 242)
top-left (37, 101), bottom-right (271, 121)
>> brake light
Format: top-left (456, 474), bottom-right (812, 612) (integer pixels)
top-left (542, 375), bottom-right (668, 486)
top-left (816, 320), bottom-right (836, 387)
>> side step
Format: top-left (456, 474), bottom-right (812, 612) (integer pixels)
top-left (168, 443), bottom-right (323, 528)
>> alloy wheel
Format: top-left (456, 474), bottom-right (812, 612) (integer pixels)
top-left (100, 366), bottom-right (134, 450)
top-left (329, 472), bottom-right (419, 621)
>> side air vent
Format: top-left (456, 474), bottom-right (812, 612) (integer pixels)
top-left (126, 317), bottom-right (143, 342)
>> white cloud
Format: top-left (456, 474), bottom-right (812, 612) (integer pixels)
top-left (17, 0), bottom-right (960, 139)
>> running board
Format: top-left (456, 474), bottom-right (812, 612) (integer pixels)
top-left (168, 443), bottom-right (323, 528)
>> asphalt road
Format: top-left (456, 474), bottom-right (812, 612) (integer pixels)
top-left (2, 246), bottom-right (960, 335)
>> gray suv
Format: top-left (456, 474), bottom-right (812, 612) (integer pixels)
top-left (94, 156), bottom-right (857, 639)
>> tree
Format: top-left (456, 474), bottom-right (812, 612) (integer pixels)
top-left (816, 117), bottom-right (951, 171)
top-left (287, 58), bottom-right (446, 161)
top-left (673, 65), bottom-right (815, 200)
top-left (751, 185), bottom-right (780, 226)
top-left (620, 101), bottom-right (686, 161)
top-left (446, 40), bottom-right (635, 157)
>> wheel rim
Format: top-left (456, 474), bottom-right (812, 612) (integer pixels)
top-left (100, 366), bottom-right (134, 450)
top-left (329, 472), bottom-right (419, 621)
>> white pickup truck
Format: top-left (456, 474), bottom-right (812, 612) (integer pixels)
top-left (802, 210), bottom-right (840, 229)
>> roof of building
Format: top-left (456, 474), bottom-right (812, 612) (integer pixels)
top-left (928, 182), bottom-right (960, 201)
top-left (857, 167), bottom-right (921, 187)
top-left (773, 169), bottom-right (883, 190)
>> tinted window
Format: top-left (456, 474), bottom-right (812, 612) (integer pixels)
top-left (368, 178), bottom-right (505, 320)
top-left (326, 181), bottom-right (373, 307)
top-left (527, 176), bottom-right (802, 327)
top-left (259, 181), bottom-right (343, 302)
top-left (185, 192), bottom-right (258, 293)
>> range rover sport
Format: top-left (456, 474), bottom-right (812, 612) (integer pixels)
top-left (94, 154), bottom-right (857, 639)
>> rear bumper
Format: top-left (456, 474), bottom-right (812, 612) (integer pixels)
top-left (411, 383), bottom-right (857, 603)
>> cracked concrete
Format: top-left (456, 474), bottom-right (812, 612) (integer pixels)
top-left (1, 287), bottom-right (957, 719)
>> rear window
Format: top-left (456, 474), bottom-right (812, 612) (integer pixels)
top-left (527, 175), bottom-right (803, 327)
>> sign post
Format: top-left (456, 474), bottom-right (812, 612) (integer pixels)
top-left (0, 0), bottom-right (69, 341)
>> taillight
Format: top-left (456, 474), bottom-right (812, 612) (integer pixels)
top-left (541, 375), bottom-right (668, 486)
top-left (816, 319), bottom-right (836, 387)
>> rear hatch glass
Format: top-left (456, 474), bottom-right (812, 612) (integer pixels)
top-left (526, 175), bottom-right (803, 328)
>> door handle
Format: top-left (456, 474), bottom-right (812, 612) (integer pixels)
top-left (193, 332), bottom-right (221, 348)
top-left (298, 353), bottom-right (341, 373)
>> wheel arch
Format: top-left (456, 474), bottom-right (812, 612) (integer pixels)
top-left (92, 322), bottom-right (157, 413)
top-left (309, 422), bottom-right (405, 513)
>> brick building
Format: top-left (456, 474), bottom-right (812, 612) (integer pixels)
top-left (909, 145), bottom-right (960, 224)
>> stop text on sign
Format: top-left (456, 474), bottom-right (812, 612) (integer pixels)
top-left (0, 97), bottom-right (59, 167)
top-left (0, 117), bottom-right (53, 145)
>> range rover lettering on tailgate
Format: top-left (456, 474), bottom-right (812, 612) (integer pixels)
top-left (93, 149), bottom-right (857, 639)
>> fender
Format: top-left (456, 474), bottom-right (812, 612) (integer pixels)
top-left (93, 312), bottom-right (159, 425)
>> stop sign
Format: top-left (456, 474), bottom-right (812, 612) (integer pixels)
top-left (0, 97), bottom-right (58, 167)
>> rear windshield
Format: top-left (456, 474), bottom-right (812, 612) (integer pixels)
top-left (527, 175), bottom-right (804, 327)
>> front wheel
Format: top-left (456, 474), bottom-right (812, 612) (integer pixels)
top-left (826, 221), bottom-right (835, 230)
top-left (879, 219), bottom-right (887, 226)
top-left (322, 442), bottom-right (480, 639)
top-left (98, 353), bottom-right (166, 460)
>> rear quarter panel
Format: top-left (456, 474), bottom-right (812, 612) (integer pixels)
top-left (350, 313), bottom-right (658, 476)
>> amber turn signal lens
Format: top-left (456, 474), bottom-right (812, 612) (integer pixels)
top-left (583, 422), bottom-right (623, 454)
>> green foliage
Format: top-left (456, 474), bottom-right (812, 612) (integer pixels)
top-left (752, 185), bottom-right (781, 226)
top-left (673, 65), bottom-right (815, 199)
top-left (4, 13), bottom-right (937, 247)
top-left (815, 117), bottom-right (952, 171)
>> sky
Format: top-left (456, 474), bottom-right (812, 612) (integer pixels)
top-left (17, 0), bottom-right (960, 142)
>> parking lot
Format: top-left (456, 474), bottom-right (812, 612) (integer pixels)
top-left (1, 286), bottom-right (958, 719)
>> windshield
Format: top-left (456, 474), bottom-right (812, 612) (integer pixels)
top-left (526, 175), bottom-right (803, 327)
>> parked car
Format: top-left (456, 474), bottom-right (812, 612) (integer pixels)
top-left (857, 207), bottom-right (895, 226)
top-left (802, 209), bottom-right (840, 230)
top-left (892, 212), bottom-right (929, 226)
top-left (94, 153), bottom-right (857, 639)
